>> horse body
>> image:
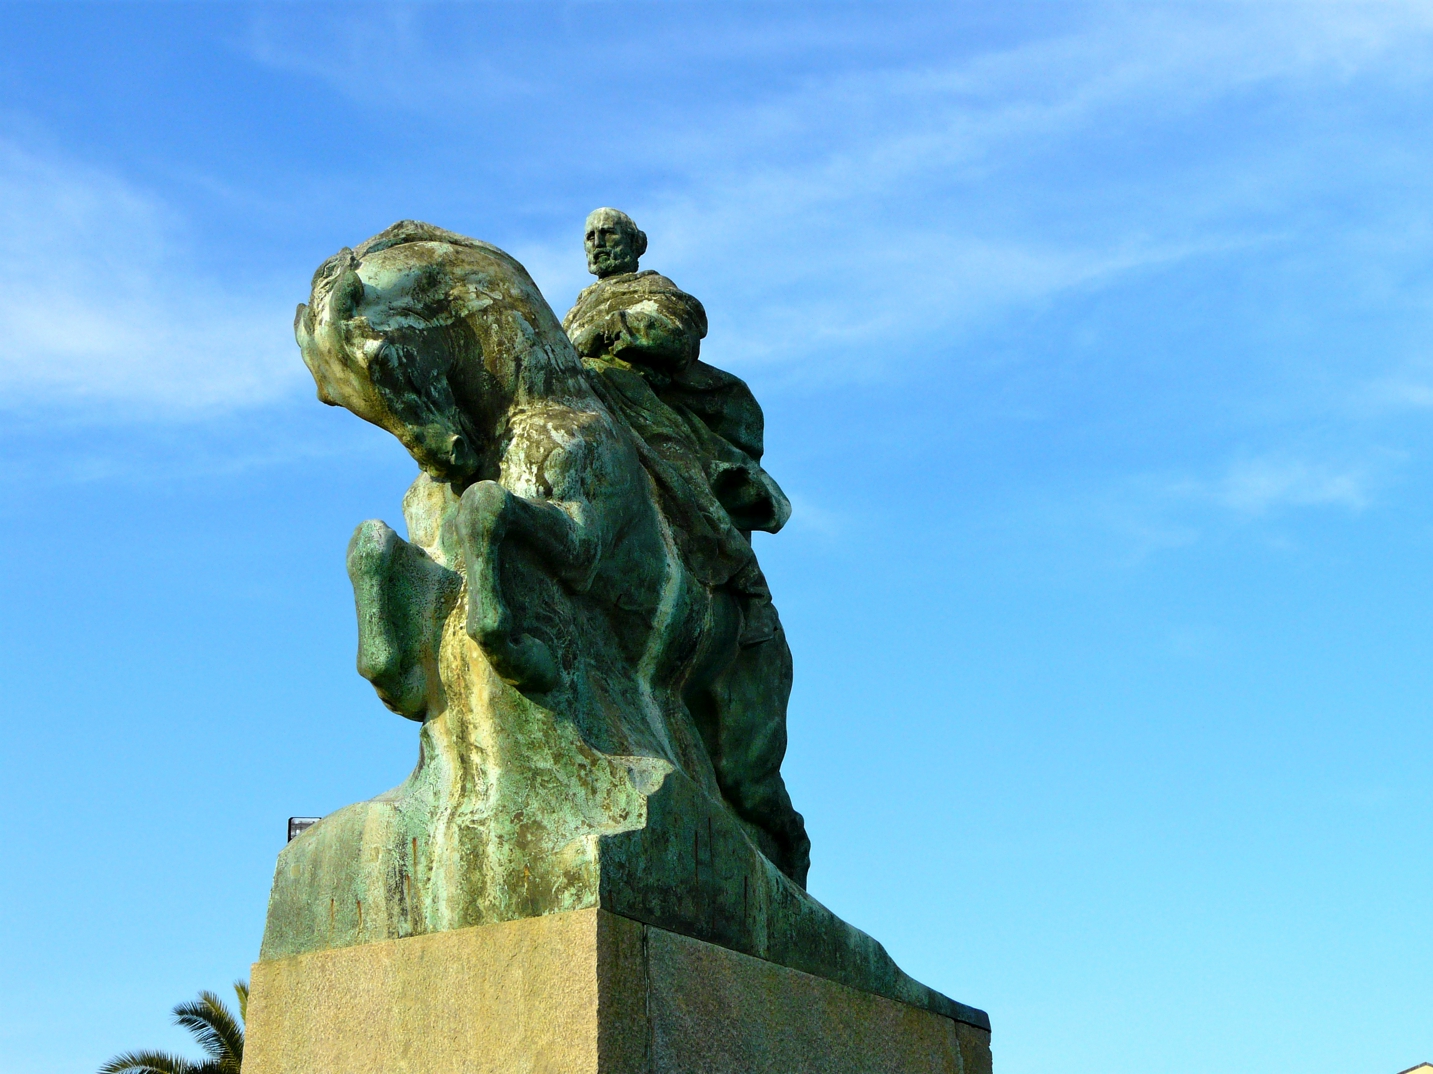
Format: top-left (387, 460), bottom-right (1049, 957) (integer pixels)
top-left (296, 223), bottom-right (695, 716)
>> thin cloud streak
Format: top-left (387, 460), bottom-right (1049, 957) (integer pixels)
top-left (0, 139), bottom-right (302, 416)
top-left (494, 3), bottom-right (1433, 380)
top-left (990, 450), bottom-right (1398, 572)
top-left (6, 2), bottom-right (1433, 425)
top-left (1212, 456), bottom-right (1380, 514)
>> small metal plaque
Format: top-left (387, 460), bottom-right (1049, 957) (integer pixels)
top-left (288, 816), bottom-right (321, 842)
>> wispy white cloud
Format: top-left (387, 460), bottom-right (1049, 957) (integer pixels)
top-left (1139, 451), bottom-right (1390, 542)
top-left (0, 139), bottom-right (302, 416)
top-left (258, 3), bottom-right (1287, 385)
top-left (12, 1), bottom-right (1433, 425)
top-left (1208, 456), bottom-right (1380, 514)
top-left (1010, 449), bottom-right (1398, 572)
top-left (476, 3), bottom-right (1433, 381)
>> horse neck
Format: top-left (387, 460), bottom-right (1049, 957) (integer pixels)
top-left (510, 338), bottom-right (603, 415)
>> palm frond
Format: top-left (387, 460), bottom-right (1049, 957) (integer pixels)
top-left (97, 1049), bottom-right (200, 1074)
top-left (101, 982), bottom-right (246, 1074)
top-left (232, 980), bottom-right (248, 1027)
top-left (172, 991), bottom-right (243, 1067)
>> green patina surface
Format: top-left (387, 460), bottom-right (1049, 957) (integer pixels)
top-left (261, 212), bottom-right (987, 1030)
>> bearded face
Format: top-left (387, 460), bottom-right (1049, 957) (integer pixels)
top-left (584, 220), bottom-right (639, 277)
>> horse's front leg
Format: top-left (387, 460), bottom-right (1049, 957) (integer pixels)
top-left (457, 480), bottom-right (600, 694)
top-left (347, 520), bottom-right (462, 719)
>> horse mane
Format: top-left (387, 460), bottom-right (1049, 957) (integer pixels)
top-left (354, 219), bottom-right (499, 259)
top-left (358, 220), bottom-right (597, 412)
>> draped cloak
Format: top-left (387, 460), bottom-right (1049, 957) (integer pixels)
top-left (563, 270), bottom-right (788, 644)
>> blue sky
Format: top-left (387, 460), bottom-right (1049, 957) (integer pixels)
top-left (3, 3), bottom-right (1433, 1072)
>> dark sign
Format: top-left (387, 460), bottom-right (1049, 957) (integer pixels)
top-left (288, 816), bottom-right (321, 842)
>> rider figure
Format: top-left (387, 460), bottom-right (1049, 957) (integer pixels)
top-left (563, 208), bottom-right (811, 886)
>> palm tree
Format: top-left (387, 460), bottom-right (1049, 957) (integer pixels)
top-left (99, 981), bottom-right (247, 1074)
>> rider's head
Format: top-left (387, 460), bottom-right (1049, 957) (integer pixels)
top-left (584, 208), bottom-right (646, 278)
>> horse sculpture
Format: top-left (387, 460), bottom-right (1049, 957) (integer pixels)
top-left (260, 220), bottom-right (982, 1030)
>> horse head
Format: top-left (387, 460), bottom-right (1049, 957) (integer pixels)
top-left (295, 220), bottom-right (588, 487)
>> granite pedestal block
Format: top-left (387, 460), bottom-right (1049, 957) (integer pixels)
top-left (243, 907), bottom-right (992, 1074)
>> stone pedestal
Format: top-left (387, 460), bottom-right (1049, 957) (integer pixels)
top-left (243, 907), bottom-right (992, 1074)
